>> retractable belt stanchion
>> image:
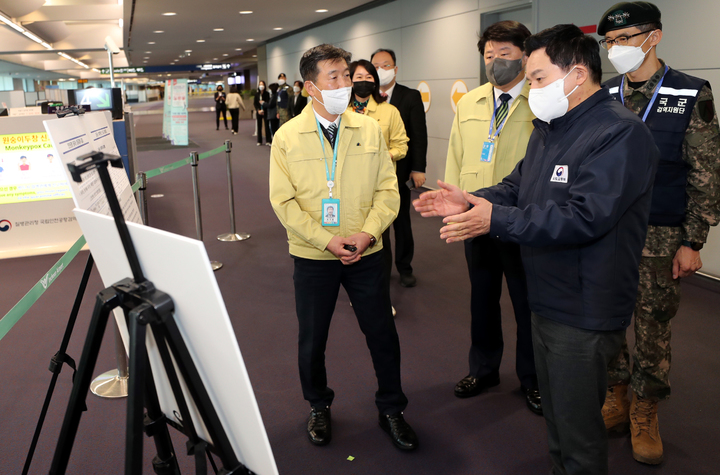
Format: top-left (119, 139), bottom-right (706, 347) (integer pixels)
top-left (90, 322), bottom-right (129, 398)
top-left (191, 151), bottom-right (222, 271)
top-left (135, 171), bottom-right (148, 226)
top-left (218, 140), bottom-right (251, 242)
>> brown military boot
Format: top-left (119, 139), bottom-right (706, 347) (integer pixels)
top-left (602, 384), bottom-right (630, 432)
top-left (630, 393), bottom-right (663, 465)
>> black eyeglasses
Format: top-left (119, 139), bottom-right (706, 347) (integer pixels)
top-left (599, 31), bottom-right (653, 50)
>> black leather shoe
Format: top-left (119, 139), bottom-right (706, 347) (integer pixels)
top-left (454, 373), bottom-right (500, 398)
top-left (307, 407), bottom-right (331, 446)
top-left (379, 413), bottom-right (418, 451)
top-left (400, 273), bottom-right (417, 288)
top-left (522, 386), bottom-right (543, 415)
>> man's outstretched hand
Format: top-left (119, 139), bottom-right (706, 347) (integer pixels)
top-left (413, 180), bottom-right (469, 217)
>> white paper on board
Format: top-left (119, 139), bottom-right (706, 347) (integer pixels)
top-left (43, 111), bottom-right (141, 224)
top-left (74, 209), bottom-right (278, 475)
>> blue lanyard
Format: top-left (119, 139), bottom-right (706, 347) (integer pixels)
top-left (486, 93), bottom-right (510, 142)
top-left (315, 117), bottom-right (341, 198)
top-left (620, 65), bottom-right (669, 123)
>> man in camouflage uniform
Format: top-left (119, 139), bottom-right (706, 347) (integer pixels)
top-left (598, 2), bottom-right (720, 465)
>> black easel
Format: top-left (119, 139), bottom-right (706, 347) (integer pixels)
top-left (22, 254), bottom-right (93, 475)
top-left (23, 105), bottom-right (94, 475)
top-left (49, 150), bottom-right (255, 475)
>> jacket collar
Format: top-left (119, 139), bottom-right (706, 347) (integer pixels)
top-left (297, 102), bottom-right (362, 134)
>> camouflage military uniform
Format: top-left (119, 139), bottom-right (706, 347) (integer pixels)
top-left (607, 60), bottom-right (720, 400)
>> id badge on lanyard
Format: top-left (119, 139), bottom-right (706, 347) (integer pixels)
top-left (482, 96), bottom-right (510, 163)
top-left (317, 117), bottom-right (342, 227)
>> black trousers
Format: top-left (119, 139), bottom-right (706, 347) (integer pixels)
top-left (383, 181), bottom-right (414, 276)
top-left (293, 252), bottom-right (408, 415)
top-left (256, 114), bottom-right (271, 144)
top-left (532, 313), bottom-right (624, 475)
top-left (269, 118), bottom-right (279, 141)
top-left (215, 105), bottom-right (227, 128)
top-left (229, 108), bottom-right (240, 133)
top-left (464, 235), bottom-right (536, 389)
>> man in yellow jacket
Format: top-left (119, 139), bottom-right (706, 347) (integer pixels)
top-left (444, 21), bottom-right (541, 415)
top-left (269, 44), bottom-right (418, 451)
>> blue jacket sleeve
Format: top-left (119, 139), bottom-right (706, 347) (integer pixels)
top-left (486, 121), bottom-right (658, 247)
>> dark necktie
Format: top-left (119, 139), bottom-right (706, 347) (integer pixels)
top-left (323, 123), bottom-right (338, 147)
top-left (495, 93), bottom-right (511, 130)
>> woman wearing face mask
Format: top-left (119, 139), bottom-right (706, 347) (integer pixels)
top-left (214, 85), bottom-right (228, 130)
top-left (290, 81), bottom-right (307, 118)
top-left (226, 85), bottom-right (246, 135)
top-left (267, 83), bottom-right (279, 144)
top-left (348, 59), bottom-right (408, 317)
top-left (348, 60), bottom-right (408, 163)
top-left (253, 80), bottom-right (271, 146)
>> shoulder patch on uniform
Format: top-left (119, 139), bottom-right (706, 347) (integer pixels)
top-left (698, 100), bottom-right (716, 124)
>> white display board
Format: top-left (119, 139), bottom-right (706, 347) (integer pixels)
top-left (74, 209), bottom-right (278, 475)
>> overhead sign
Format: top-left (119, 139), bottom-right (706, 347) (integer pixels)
top-left (450, 80), bottom-right (468, 114)
top-left (417, 81), bottom-right (431, 113)
top-left (100, 67), bottom-right (146, 75)
top-left (196, 63), bottom-right (231, 71)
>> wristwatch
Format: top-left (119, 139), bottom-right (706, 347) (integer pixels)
top-left (366, 233), bottom-right (377, 248)
top-left (681, 240), bottom-right (704, 251)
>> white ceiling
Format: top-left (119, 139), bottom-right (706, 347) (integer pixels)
top-left (0, 0), bottom-right (379, 82)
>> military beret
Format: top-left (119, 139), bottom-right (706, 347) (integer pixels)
top-left (597, 2), bottom-right (662, 36)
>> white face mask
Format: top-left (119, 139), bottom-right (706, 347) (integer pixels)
top-left (607, 32), bottom-right (654, 74)
top-left (376, 67), bottom-right (395, 86)
top-left (278, 79), bottom-right (286, 86)
top-left (528, 67), bottom-right (579, 123)
top-left (293, 86), bottom-right (301, 93)
top-left (311, 82), bottom-right (352, 115)
top-left (259, 85), bottom-right (265, 91)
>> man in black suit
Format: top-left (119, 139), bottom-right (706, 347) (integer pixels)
top-left (371, 49), bottom-right (428, 288)
top-left (289, 80), bottom-right (308, 118)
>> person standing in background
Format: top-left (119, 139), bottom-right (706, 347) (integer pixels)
top-left (290, 81), bottom-right (308, 118)
top-left (214, 85), bottom-right (228, 131)
top-left (348, 59), bottom-right (409, 316)
top-left (226, 86), bottom-right (246, 135)
top-left (371, 49), bottom-right (427, 289)
top-left (254, 80), bottom-right (271, 146)
top-left (267, 83), bottom-right (279, 144)
top-left (442, 21), bottom-right (541, 415)
top-left (597, 2), bottom-right (720, 466)
top-left (277, 73), bottom-right (292, 126)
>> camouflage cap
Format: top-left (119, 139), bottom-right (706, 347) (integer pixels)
top-left (597, 2), bottom-right (662, 36)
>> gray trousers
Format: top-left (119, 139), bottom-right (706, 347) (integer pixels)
top-left (531, 313), bottom-right (624, 475)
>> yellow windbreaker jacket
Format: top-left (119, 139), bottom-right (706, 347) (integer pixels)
top-left (269, 103), bottom-right (400, 260)
top-left (445, 81), bottom-right (535, 192)
top-left (348, 96), bottom-right (408, 162)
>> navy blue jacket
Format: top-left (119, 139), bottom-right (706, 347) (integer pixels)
top-left (474, 88), bottom-right (659, 331)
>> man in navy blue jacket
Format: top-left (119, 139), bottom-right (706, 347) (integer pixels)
top-left (415, 25), bottom-right (659, 475)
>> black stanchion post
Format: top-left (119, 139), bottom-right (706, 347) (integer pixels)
top-left (190, 151), bottom-right (222, 271)
top-left (218, 140), bottom-right (250, 242)
top-left (136, 171), bottom-right (148, 226)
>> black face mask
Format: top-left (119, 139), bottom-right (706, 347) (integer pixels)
top-left (353, 81), bottom-right (376, 99)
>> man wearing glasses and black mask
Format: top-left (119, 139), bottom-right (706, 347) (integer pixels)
top-left (598, 2), bottom-right (720, 466)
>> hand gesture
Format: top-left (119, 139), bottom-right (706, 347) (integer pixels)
top-left (413, 180), bottom-right (469, 217)
top-left (439, 192), bottom-right (493, 243)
